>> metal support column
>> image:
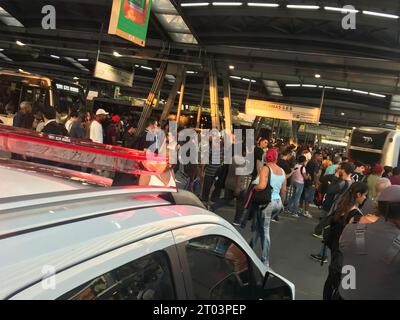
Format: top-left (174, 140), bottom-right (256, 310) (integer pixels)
top-left (222, 73), bottom-right (233, 135)
top-left (136, 62), bottom-right (168, 137)
top-left (175, 73), bottom-right (186, 126)
top-left (196, 77), bottom-right (207, 129)
top-left (209, 59), bottom-right (220, 130)
top-left (159, 64), bottom-right (185, 124)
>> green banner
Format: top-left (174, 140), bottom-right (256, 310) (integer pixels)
top-left (108, 0), bottom-right (152, 47)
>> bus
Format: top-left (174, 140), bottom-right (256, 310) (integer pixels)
top-left (347, 127), bottom-right (400, 167)
top-left (0, 70), bottom-right (85, 124)
top-left (0, 70), bottom-right (53, 114)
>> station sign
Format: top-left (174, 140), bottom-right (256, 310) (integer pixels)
top-left (55, 83), bottom-right (80, 93)
top-left (108, 0), bottom-right (152, 47)
top-left (94, 61), bottom-right (134, 87)
top-left (245, 99), bottom-right (321, 124)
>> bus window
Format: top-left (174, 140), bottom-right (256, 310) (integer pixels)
top-left (348, 149), bottom-right (382, 166)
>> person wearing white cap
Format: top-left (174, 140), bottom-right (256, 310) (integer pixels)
top-left (90, 108), bottom-right (108, 143)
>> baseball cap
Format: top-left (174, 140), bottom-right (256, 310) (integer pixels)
top-left (377, 185), bottom-right (400, 202)
top-left (354, 161), bottom-right (365, 168)
top-left (112, 115), bottom-right (121, 123)
top-left (96, 109), bottom-right (109, 116)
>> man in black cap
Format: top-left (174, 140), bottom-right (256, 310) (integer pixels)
top-left (352, 161), bottom-right (366, 183)
top-left (338, 185), bottom-right (400, 300)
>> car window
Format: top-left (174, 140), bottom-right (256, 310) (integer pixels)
top-left (185, 235), bottom-right (262, 300)
top-left (58, 251), bottom-right (176, 300)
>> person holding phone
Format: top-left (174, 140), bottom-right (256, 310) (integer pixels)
top-left (286, 156), bottom-right (308, 217)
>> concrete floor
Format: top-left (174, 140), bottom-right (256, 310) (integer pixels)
top-left (215, 203), bottom-right (329, 300)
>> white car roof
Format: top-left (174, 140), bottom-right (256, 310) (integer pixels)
top-left (0, 158), bottom-right (112, 198)
top-left (0, 191), bottom-right (234, 299)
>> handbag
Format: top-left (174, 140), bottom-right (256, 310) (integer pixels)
top-left (252, 166), bottom-right (272, 206)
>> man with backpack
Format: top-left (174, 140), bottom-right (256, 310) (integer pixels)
top-left (310, 162), bottom-right (355, 262)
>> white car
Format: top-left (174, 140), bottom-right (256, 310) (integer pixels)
top-left (0, 125), bottom-right (294, 300)
top-left (0, 158), bottom-right (295, 300)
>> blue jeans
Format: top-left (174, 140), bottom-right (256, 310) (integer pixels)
top-left (249, 199), bottom-right (283, 267)
top-left (287, 181), bottom-right (304, 213)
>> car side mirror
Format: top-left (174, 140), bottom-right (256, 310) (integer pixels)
top-left (261, 272), bottom-right (293, 300)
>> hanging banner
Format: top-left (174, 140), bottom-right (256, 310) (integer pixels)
top-left (245, 99), bottom-right (321, 124)
top-left (94, 60), bottom-right (134, 87)
top-left (108, 0), bottom-right (152, 47)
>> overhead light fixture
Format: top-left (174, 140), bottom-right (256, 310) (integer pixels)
top-left (77, 58), bottom-right (89, 62)
top-left (186, 70), bottom-right (197, 74)
top-left (140, 66), bottom-right (152, 71)
top-left (286, 84), bottom-right (301, 87)
top-left (302, 84), bottom-right (317, 88)
top-left (0, 48), bottom-right (4, 51)
top-left (324, 6), bottom-right (359, 13)
top-left (352, 127), bottom-right (356, 130)
top-left (247, 3), bottom-right (279, 7)
top-left (352, 89), bottom-right (368, 95)
top-left (181, 2), bottom-right (210, 7)
top-left (113, 51), bottom-right (122, 57)
top-left (324, 86), bottom-right (334, 89)
top-left (362, 11), bottom-right (399, 19)
top-left (229, 65), bottom-right (235, 70)
top-left (229, 76), bottom-right (241, 80)
top-left (50, 55), bottom-right (60, 59)
top-left (369, 92), bottom-right (386, 98)
top-left (16, 40), bottom-right (25, 46)
top-left (73, 77), bottom-right (79, 80)
top-left (336, 87), bottom-right (351, 91)
top-left (340, 112), bottom-right (345, 116)
top-left (242, 78), bottom-right (251, 82)
top-left (287, 5), bottom-right (320, 10)
top-left (251, 80), bottom-right (256, 83)
top-left (212, 2), bottom-right (243, 6)
top-left (18, 69), bottom-right (24, 73)
top-left (315, 74), bottom-right (321, 78)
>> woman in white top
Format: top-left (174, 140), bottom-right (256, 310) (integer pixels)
top-left (287, 155), bottom-right (308, 216)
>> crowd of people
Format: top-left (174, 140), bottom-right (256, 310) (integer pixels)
top-left (3, 101), bottom-right (400, 300)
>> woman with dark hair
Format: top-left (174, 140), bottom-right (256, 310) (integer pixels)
top-left (323, 182), bottom-right (368, 300)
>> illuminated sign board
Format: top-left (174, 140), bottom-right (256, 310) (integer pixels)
top-left (55, 83), bottom-right (80, 93)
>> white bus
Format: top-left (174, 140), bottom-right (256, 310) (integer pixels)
top-left (347, 127), bottom-right (400, 167)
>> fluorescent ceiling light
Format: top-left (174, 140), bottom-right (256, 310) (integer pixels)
top-left (50, 55), bottom-right (60, 59)
top-left (352, 89), bottom-right (368, 94)
top-left (336, 87), bottom-right (351, 91)
top-left (77, 58), bottom-right (89, 62)
top-left (247, 3), bottom-right (279, 7)
top-left (135, 64), bottom-right (140, 67)
top-left (229, 65), bottom-right (235, 70)
top-left (324, 6), bottom-right (359, 13)
top-left (64, 57), bottom-right (90, 72)
top-left (287, 5), bottom-right (319, 10)
top-left (16, 40), bottom-right (25, 46)
top-left (229, 76), bottom-right (241, 80)
top-left (73, 77), bottom-right (79, 80)
top-left (181, 2), bottom-right (210, 7)
top-left (113, 51), bottom-right (122, 57)
top-left (212, 2), bottom-right (243, 6)
top-left (0, 6), bottom-right (24, 27)
top-left (362, 11), bottom-right (399, 19)
top-left (286, 84), bottom-right (301, 87)
top-left (369, 92), bottom-right (386, 98)
top-left (324, 86), bottom-right (334, 89)
top-left (340, 112), bottom-right (345, 116)
top-left (186, 70), bottom-right (197, 74)
top-left (302, 84), bottom-right (317, 88)
top-left (0, 48), bottom-right (3, 51)
top-left (0, 53), bottom-right (12, 62)
top-left (315, 74), bottom-right (321, 78)
top-left (242, 78), bottom-right (251, 82)
top-left (251, 80), bottom-right (256, 83)
top-left (140, 66), bottom-right (152, 70)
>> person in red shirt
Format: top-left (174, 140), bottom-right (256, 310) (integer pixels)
top-left (389, 167), bottom-right (400, 185)
top-left (105, 115), bottom-right (121, 145)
